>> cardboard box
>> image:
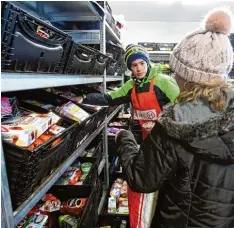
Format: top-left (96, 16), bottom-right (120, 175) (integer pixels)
top-left (1, 112), bottom-right (60, 147)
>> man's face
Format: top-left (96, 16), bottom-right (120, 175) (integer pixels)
top-left (130, 59), bottom-right (148, 78)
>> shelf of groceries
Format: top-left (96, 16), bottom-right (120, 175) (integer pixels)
top-left (6, 103), bottom-right (124, 226)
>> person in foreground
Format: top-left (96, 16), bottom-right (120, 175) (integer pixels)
top-left (116, 8), bottom-right (234, 228)
top-left (79, 44), bottom-right (180, 228)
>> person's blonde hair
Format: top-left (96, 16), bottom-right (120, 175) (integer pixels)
top-left (176, 77), bottom-right (233, 111)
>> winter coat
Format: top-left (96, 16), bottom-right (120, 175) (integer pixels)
top-left (83, 63), bottom-right (180, 109)
top-left (116, 90), bottom-right (234, 228)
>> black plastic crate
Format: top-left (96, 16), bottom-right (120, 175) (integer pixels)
top-left (3, 114), bottom-right (76, 209)
top-left (49, 176), bottom-right (102, 228)
top-left (106, 58), bottom-right (119, 76)
top-left (7, 89), bottom-right (103, 150)
top-left (138, 42), bottom-right (157, 51)
top-left (157, 43), bottom-right (176, 51)
top-left (87, 46), bottom-right (110, 75)
top-left (63, 42), bottom-right (96, 75)
top-left (1, 1), bottom-right (72, 73)
top-left (106, 42), bottom-right (124, 63)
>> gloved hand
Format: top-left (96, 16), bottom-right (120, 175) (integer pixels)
top-left (115, 129), bottom-right (125, 143)
top-left (108, 127), bottom-right (121, 135)
top-left (72, 96), bottom-right (83, 104)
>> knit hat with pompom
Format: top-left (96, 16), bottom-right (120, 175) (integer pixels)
top-left (170, 8), bottom-right (234, 83)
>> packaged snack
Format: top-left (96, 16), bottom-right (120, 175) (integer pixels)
top-left (80, 162), bottom-right (92, 174)
top-left (108, 197), bottom-right (117, 213)
top-left (1, 112), bottom-right (58, 147)
top-left (48, 125), bottom-right (65, 135)
top-left (23, 213), bottom-right (48, 228)
top-left (1, 97), bottom-right (12, 116)
top-left (84, 147), bottom-right (96, 157)
top-left (60, 198), bottom-right (88, 216)
top-left (120, 184), bottom-right (128, 198)
top-left (58, 215), bottom-right (80, 228)
top-left (55, 167), bottom-right (82, 185)
top-left (115, 178), bottom-right (124, 185)
top-left (110, 182), bottom-right (122, 198)
top-left (56, 102), bottom-right (89, 123)
top-left (41, 194), bottom-right (61, 213)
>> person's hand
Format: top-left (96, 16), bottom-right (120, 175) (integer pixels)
top-left (72, 96), bottom-right (83, 103)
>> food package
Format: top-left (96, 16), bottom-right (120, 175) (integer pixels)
top-left (58, 215), bottom-right (80, 228)
top-left (24, 99), bottom-right (55, 110)
top-left (23, 214), bottom-right (49, 228)
top-left (83, 147), bottom-right (96, 158)
top-left (120, 181), bottom-right (128, 198)
top-left (1, 112), bottom-right (60, 147)
top-left (48, 125), bottom-right (65, 135)
top-left (40, 194), bottom-right (61, 212)
top-left (80, 162), bottom-right (92, 174)
top-left (1, 97), bottom-right (12, 116)
top-left (56, 102), bottom-right (89, 123)
top-left (60, 198), bottom-right (88, 216)
top-left (118, 199), bottom-right (129, 214)
top-left (110, 182), bottom-right (122, 198)
top-left (108, 197), bottom-right (117, 213)
top-left (55, 167), bottom-right (82, 185)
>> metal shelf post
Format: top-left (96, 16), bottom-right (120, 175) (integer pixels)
top-left (1, 142), bottom-right (14, 228)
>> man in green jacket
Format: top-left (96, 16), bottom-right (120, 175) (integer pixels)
top-left (79, 44), bottom-right (180, 228)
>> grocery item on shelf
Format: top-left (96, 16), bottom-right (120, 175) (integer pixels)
top-left (22, 214), bottom-right (49, 228)
top-left (26, 130), bottom-right (63, 151)
top-left (54, 160), bottom-right (93, 185)
top-left (108, 178), bottom-right (129, 214)
top-left (56, 101), bottom-right (90, 123)
top-left (41, 194), bottom-right (61, 212)
top-left (1, 97), bottom-right (24, 119)
top-left (1, 111), bottom-right (60, 147)
top-left (60, 198), bottom-right (88, 216)
top-left (24, 99), bottom-right (55, 110)
top-left (58, 215), bottom-right (80, 228)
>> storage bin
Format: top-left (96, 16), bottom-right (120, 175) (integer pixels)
top-left (1, 1), bottom-right (71, 73)
top-left (64, 42), bottom-right (104, 75)
top-left (106, 42), bottom-right (124, 63)
top-left (157, 43), bottom-right (176, 51)
top-left (106, 58), bottom-right (118, 76)
top-left (138, 42), bottom-right (157, 51)
top-left (3, 107), bottom-right (76, 209)
top-left (49, 175), bottom-right (102, 228)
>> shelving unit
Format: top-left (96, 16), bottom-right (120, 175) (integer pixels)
top-left (1, 73), bottom-right (123, 92)
top-left (1, 1), bottom-right (124, 227)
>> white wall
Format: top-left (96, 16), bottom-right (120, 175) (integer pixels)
top-left (121, 20), bottom-right (234, 46)
top-left (121, 21), bottom-right (200, 46)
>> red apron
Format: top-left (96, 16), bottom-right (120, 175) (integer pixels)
top-left (128, 78), bottom-right (162, 228)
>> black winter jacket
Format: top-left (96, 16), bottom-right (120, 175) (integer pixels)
top-left (116, 91), bottom-right (234, 228)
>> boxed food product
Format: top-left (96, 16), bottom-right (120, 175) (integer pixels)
top-left (56, 102), bottom-right (89, 123)
top-left (1, 112), bottom-right (60, 147)
top-left (23, 214), bottom-right (48, 228)
top-left (108, 197), bottom-right (117, 213)
top-left (54, 167), bottom-right (82, 185)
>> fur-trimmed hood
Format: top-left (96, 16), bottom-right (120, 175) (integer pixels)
top-left (158, 90), bottom-right (234, 164)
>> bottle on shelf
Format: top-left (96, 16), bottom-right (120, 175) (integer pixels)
top-left (119, 220), bottom-right (127, 228)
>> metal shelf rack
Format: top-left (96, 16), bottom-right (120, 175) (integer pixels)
top-left (1, 1), bottom-right (124, 227)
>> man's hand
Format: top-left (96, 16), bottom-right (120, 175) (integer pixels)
top-left (72, 96), bottom-right (83, 103)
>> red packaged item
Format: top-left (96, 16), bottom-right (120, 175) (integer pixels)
top-left (60, 198), bottom-right (88, 216)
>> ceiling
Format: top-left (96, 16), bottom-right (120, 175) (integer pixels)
top-left (108, 1), bottom-right (234, 22)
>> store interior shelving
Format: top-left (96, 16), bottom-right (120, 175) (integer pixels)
top-left (1, 1), bottom-right (124, 227)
